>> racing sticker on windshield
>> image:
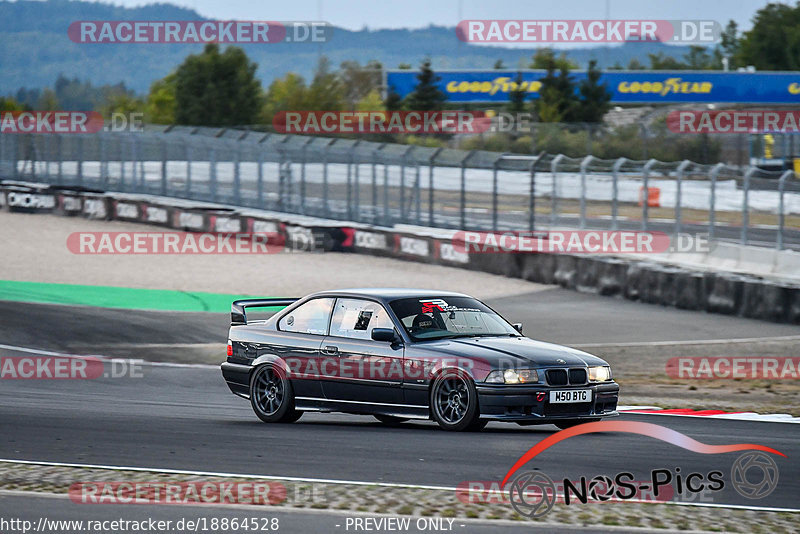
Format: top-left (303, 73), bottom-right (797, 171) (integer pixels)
top-left (420, 299), bottom-right (448, 313)
top-left (354, 310), bottom-right (373, 330)
top-left (420, 299), bottom-right (480, 314)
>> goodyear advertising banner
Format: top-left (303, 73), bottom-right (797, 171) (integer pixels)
top-left (386, 70), bottom-right (800, 104)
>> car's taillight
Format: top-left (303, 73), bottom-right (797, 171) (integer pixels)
top-left (226, 341), bottom-right (233, 357)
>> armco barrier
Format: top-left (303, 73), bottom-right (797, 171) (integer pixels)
top-left (0, 181), bottom-right (797, 325)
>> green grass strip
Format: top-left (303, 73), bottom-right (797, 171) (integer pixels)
top-left (0, 280), bottom-right (285, 313)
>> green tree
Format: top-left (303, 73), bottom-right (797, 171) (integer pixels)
top-left (530, 48), bottom-right (578, 70)
top-left (145, 74), bottom-right (176, 124)
top-left (575, 60), bottom-right (611, 123)
top-left (173, 43), bottom-right (263, 126)
top-left (340, 59), bottom-right (382, 109)
top-left (384, 85), bottom-right (404, 112)
top-left (0, 97), bottom-right (23, 112)
top-left (737, 3), bottom-right (800, 70)
top-left (506, 71), bottom-right (527, 114)
top-left (627, 58), bottom-right (646, 70)
top-left (305, 56), bottom-right (346, 111)
top-left (534, 55), bottom-right (576, 123)
top-left (493, 59), bottom-right (506, 69)
top-left (261, 73), bottom-right (308, 124)
top-left (405, 58), bottom-right (446, 111)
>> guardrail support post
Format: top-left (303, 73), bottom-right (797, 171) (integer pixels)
top-left (708, 162), bottom-right (724, 241)
top-left (741, 167), bottom-right (756, 245)
top-left (675, 160), bottom-right (691, 235)
top-left (460, 151), bottom-right (476, 230)
top-left (492, 154), bottom-right (509, 231)
top-left (550, 154), bottom-right (565, 226)
top-left (529, 152), bottom-right (546, 232)
top-left (777, 170), bottom-right (793, 250)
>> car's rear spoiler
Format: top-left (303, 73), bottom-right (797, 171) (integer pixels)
top-left (231, 298), bottom-right (299, 325)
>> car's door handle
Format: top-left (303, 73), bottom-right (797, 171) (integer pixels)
top-left (321, 345), bottom-right (339, 355)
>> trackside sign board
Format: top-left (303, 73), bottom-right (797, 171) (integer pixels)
top-left (386, 70), bottom-right (800, 104)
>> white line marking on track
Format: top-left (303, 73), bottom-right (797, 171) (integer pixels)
top-left (0, 460), bottom-right (798, 513)
top-left (573, 334), bottom-right (800, 348)
top-left (0, 343), bottom-right (218, 369)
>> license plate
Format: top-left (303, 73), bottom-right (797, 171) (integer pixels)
top-left (549, 389), bottom-right (591, 403)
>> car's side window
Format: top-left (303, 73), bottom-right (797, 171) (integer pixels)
top-left (329, 298), bottom-right (394, 340)
top-left (278, 298), bottom-right (335, 335)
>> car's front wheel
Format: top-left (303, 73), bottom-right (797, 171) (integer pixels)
top-left (250, 365), bottom-right (302, 423)
top-left (430, 371), bottom-right (483, 431)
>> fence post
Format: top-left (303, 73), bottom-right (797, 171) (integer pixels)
top-left (741, 167), bottom-right (756, 245)
top-left (99, 135), bottom-right (107, 188)
top-left (528, 152), bottom-right (546, 232)
top-left (323, 139), bottom-right (335, 218)
top-left (579, 155), bottom-right (594, 229)
top-left (346, 141), bottom-right (359, 220)
top-left (611, 157), bottom-right (626, 231)
top-left (460, 151), bottom-right (476, 230)
top-left (372, 144), bottom-right (385, 224)
top-left (708, 163), bottom-right (724, 241)
top-left (160, 139), bottom-right (168, 196)
top-left (183, 140), bottom-right (191, 199)
top-left (777, 170), bottom-right (792, 250)
top-left (428, 147), bottom-right (443, 227)
top-left (492, 154), bottom-right (509, 231)
top-left (641, 158), bottom-right (657, 231)
top-left (233, 142), bottom-right (241, 206)
top-left (210, 147), bottom-right (217, 203)
top-left (299, 137), bottom-right (313, 215)
top-left (675, 160), bottom-right (691, 235)
top-left (57, 135), bottom-right (63, 184)
top-left (118, 135), bottom-right (125, 191)
top-left (550, 154), bottom-right (565, 225)
top-left (77, 136), bottom-right (83, 186)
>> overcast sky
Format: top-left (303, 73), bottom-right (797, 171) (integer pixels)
top-left (107, 0), bottom-right (781, 32)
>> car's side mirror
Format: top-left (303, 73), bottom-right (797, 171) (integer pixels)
top-left (512, 323), bottom-right (523, 334)
top-left (371, 328), bottom-right (397, 342)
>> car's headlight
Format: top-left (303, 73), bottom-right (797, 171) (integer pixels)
top-left (588, 366), bottom-right (612, 382)
top-left (485, 369), bottom-right (537, 384)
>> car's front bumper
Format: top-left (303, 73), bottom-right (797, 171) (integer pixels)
top-left (475, 381), bottom-right (620, 422)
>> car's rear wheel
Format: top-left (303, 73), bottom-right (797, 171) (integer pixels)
top-left (430, 371), bottom-right (481, 431)
top-left (554, 418), bottom-right (599, 430)
top-left (374, 415), bottom-right (409, 425)
top-left (250, 365), bottom-right (301, 423)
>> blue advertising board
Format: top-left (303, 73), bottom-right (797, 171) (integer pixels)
top-left (386, 70), bottom-right (800, 104)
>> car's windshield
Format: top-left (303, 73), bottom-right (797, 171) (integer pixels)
top-left (389, 296), bottom-right (518, 341)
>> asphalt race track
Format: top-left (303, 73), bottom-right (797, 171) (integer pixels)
top-left (1, 291), bottom-right (797, 516)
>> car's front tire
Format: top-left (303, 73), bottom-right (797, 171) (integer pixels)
top-left (430, 371), bottom-right (482, 431)
top-left (250, 364), bottom-right (302, 423)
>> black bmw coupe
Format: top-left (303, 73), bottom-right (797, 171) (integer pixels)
top-left (221, 289), bottom-right (619, 431)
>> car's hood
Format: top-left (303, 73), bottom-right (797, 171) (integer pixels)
top-left (417, 336), bottom-right (608, 368)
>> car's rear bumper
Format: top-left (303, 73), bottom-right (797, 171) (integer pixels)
top-left (475, 381), bottom-right (619, 422)
top-left (221, 361), bottom-right (252, 399)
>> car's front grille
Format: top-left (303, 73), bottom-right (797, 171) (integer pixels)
top-left (569, 368), bottom-right (587, 385)
top-left (545, 369), bottom-right (568, 386)
top-left (545, 368), bottom-right (587, 386)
